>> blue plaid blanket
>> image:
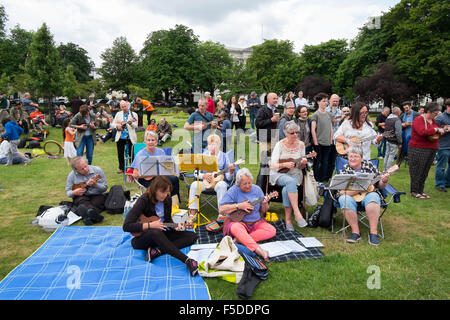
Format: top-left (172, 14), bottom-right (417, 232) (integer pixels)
top-left (0, 227), bottom-right (210, 300)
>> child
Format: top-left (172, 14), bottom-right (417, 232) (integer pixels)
top-left (62, 118), bottom-right (77, 166)
top-left (146, 118), bottom-right (158, 133)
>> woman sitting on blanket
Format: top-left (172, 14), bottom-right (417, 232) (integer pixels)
top-left (218, 168), bottom-right (276, 262)
top-left (131, 130), bottom-right (180, 203)
top-left (123, 176), bottom-right (199, 276)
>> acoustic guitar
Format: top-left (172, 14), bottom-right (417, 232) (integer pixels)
top-left (203, 158), bottom-right (245, 190)
top-left (71, 174), bottom-right (102, 190)
top-left (229, 191), bottom-right (279, 223)
top-left (351, 165), bottom-right (399, 202)
top-left (277, 151), bottom-right (317, 173)
top-left (132, 215), bottom-right (193, 237)
top-left (335, 134), bottom-right (378, 156)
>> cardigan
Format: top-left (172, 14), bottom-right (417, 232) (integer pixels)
top-left (408, 115), bottom-right (439, 150)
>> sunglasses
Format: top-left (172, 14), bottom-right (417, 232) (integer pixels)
top-left (288, 131), bottom-right (300, 135)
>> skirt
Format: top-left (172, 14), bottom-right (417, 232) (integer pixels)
top-left (64, 141), bottom-right (77, 158)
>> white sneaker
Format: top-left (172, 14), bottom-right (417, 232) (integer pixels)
top-left (296, 218), bottom-right (308, 228)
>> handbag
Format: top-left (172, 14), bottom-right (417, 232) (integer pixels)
top-left (304, 168), bottom-right (319, 207)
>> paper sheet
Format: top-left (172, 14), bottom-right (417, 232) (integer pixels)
top-left (297, 237), bottom-right (324, 248)
top-left (187, 248), bottom-right (215, 263)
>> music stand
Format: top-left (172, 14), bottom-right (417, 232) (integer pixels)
top-left (327, 173), bottom-right (375, 238)
top-left (137, 155), bottom-right (178, 178)
top-left (177, 154), bottom-right (218, 228)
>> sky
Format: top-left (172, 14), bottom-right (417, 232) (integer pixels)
top-left (2, 0), bottom-right (401, 68)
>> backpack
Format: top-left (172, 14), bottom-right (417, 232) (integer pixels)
top-left (318, 190), bottom-right (336, 229)
top-left (104, 185), bottom-right (128, 214)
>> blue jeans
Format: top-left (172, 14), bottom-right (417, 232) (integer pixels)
top-left (313, 144), bottom-right (332, 182)
top-left (377, 136), bottom-right (386, 157)
top-left (338, 192), bottom-right (381, 212)
top-left (276, 174), bottom-right (300, 207)
top-left (250, 110), bottom-right (258, 130)
top-left (77, 135), bottom-right (94, 165)
top-left (435, 149), bottom-right (450, 187)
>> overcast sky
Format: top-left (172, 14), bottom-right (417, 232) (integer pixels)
top-left (2, 0), bottom-right (400, 67)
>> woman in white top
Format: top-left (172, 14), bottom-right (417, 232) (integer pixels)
top-left (334, 102), bottom-right (382, 161)
top-left (269, 121), bottom-right (308, 231)
top-left (114, 100), bottom-right (138, 173)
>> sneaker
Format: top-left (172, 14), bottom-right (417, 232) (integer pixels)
top-left (145, 247), bottom-right (161, 262)
top-left (285, 222), bottom-right (295, 232)
top-left (185, 258), bottom-right (198, 276)
top-left (436, 186), bottom-right (447, 192)
top-left (368, 233), bottom-right (380, 246)
top-left (346, 233), bottom-right (361, 243)
top-left (296, 217), bottom-right (308, 228)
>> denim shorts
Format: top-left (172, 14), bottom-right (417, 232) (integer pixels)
top-left (338, 192), bottom-right (381, 212)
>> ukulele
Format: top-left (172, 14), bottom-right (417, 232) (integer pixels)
top-left (335, 134), bottom-right (378, 156)
top-left (427, 125), bottom-right (450, 142)
top-left (277, 151), bottom-right (317, 173)
top-left (132, 215), bottom-right (194, 237)
top-left (229, 191), bottom-right (279, 223)
top-left (71, 174), bottom-right (102, 190)
top-left (351, 165), bottom-right (399, 202)
top-left (203, 158), bottom-right (245, 190)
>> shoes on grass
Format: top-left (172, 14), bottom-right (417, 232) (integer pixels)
top-left (347, 233), bottom-right (361, 243)
top-left (368, 233), bottom-right (380, 246)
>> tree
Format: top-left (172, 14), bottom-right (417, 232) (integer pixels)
top-left (62, 65), bottom-right (79, 99)
top-left (354, 62), bottom-right (414, 107)
top-left (23, 23), bottom-right (62, 100)
top-left (297, 75), bottom-right (332, 104)
top-left (58, 42), bottom-right (95, 83)
top-left (99, 36), bottom-right (139, 92)
top-left (0, 4), bottom-right (7, 39)
top-left (387, 0), bottom-right (450, 98)
top-left (245, 39), bottom-right (301, 95)
top-left (0, 25), bottom-right (33, 77)
top-left (299, 39), bottom-right (349, 85)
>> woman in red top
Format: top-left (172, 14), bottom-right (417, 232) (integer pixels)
top-left (408, 102), bottom-right (445, 199)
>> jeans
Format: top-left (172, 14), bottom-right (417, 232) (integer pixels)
top-left (435, 149), bottom-right (450, 187)
top-left (76, 135), bottom-right (94, 165)
top-left (276, 174), bottom-right (300, 207)
top-left (250, 110), bottom-right (258, 130)
top-left (313, 144), bottom-right (332, 182)
top-left (377, 137), bottom-right (386, 157)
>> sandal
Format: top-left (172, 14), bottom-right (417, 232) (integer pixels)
top-left (412, 193), bottom-right (427, 199)
top-left (421, 193), bottom-right (431, 199)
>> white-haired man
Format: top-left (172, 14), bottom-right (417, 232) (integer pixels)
top-left (184, 98), bottom-right (217, 153)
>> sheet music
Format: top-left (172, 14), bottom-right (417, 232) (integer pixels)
top-left (137, 155), bottom-right (179, 177)
top-left (297, 237), bottom-right (324, 248)
top-left (190, 243), bottom-right (218, 250)
top-left (259, 240), bottom-right (308, 258)
top-left (328, 173), bottom-right (375, 191)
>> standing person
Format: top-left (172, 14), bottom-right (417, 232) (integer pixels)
top-left (205, 92), bottom-right (216, 115)
top-left (383, 107), bottom-right (403, 171)
top-left (122, 176), bottom-right (199, 275)
top-left (247, 91), bottom-right (261, 131)
top-left (156, 117), bottom-right (172, 146)
top-left (296, 106), bottom-right (313, 153)
top-left (107, 96), bottom-right (120, 118)
top-left (184, 98), bottom-right (217, 154)
top-left (325, 94), bottom-right (341, 178)
top-left (278, 101), bottom-right (296, 140)
top-left (435, 99), bottom-right (450, 192)
top-left (70, 105), bottom-right (98, 165)
top-left (1, 118), bottom-right (30, 166)
top-left (68, 95), bottom-right (83, 115)
top-left (0, 93), bottom-right (9, 131)
top-left (135, 98), bottom-right (153, 126)
top-left (62, 118), bottom-right (77, 166)
top-left (65, 156), bottom-right (107, 225)
top-left (238, 96), bottom-right (247, 132)
top-left (399, 101), bottom-right (419, 163)
top-left (216, 95), bottom-right (225, 115)
top-left (334, 102), bottom-right (382, 161)
top-left (283, 92), bottom-right (295, 106)
top-left (217, 110), bottom-right (232, 152)
top-left (408, 102), bottom-right (445, 199)
top-left (295, 90), bottom-right (308, 108)
top-left (311, 93), bottom-right (333, 183)
top-left (228, 95), bottom-right (241, 133)
top-left (114, 100), bottom-right (138, 174)
top-left (255, 92), bottom-right (280, 163)
top-left (87, 94), bottom-right (97, 113)
top-left (21, 92), bottom-right (38, 115)
top-left (375, 107), bottom-right (391, 159)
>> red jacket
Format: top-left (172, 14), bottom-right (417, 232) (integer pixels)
top-left (408, 115), bottom-right (439, 149)
top-left (206, 98), bottom-right (215, 115)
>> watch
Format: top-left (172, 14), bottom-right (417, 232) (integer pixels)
top-left (235, 203), bottom-right (239, 210)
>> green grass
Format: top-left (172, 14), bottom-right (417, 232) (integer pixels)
top-left (0, 109), bottom-right (449, 300)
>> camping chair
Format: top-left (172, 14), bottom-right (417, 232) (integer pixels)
top-left (330, 156), bottom-right (405, 239)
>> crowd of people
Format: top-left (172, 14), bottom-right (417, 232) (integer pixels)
top-left (1, 89), bottom-right (449, 273)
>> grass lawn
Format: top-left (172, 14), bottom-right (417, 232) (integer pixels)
top-left (0, 109), bottom-right (449, 300)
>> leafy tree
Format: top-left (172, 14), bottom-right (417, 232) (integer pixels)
top-left (0, 4), bottom-right (6, 39)
top-left (299, 39), bottom-right (349, 85)
top-left (77, 79), bottom-right (106, 100)
top-left (99, 36), bottom-right (139, 92)
top-left (62, 64), bottom-right (79, 99)
top-left (387, 0), bottom-right (450, 98)
top-left (245, 39), bottom-right (301, 95)
top-left (58, 42), bottom-right (95, 83)
top-left (0, 72), bottom-right (12, 94)
top-left (298, 75), bottom-right (332, 103)
top-left (354, 62), bottom-right (414, 107)
top-left (23, 23), bottom-right (62, 100)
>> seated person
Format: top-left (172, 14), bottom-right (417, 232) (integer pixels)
top-left (269, 121), bottom-right (308, 231)
top-left (122, 176), bottom-right (199, 276)
top-left (0, 139), bottom-right (30, 165)
top-left (65, 156), bottom-right (107, 225)
top-left (30, 106), bottom-right (49, 130)
top-left (131, 130), bottom-right (180, 203)
top-left (336, 145), bottom-right (391, 246)
top-left (146, 119), bottom-right (158, 133)
top-left (1, 118), bottom-right (30, 166)
top-left (55, 105), bottom-right (72, 127)
top-left (157, 117), bottom-right (172, 146)
top-left (218, 168), bottom-right (276, 262)
top-left (187, 134), bottom-right (235, 218)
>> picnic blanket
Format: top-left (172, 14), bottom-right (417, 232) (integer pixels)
top-left (0, 226), bottom-right (210, 300)
top-left (196, 220), bottom-right (324, 262)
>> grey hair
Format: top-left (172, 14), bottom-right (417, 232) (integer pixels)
top-left (285, 101), bottom-right (294, 108)
top-left (392, 107), bottom-right (401, 115)
top-left (71, 156), bottom-right (87, 171)
top-left (236, 168), bottom-right (253, 186)
top-left (348, 145), bottom-right (364, 157)
top-left (144, 130), bottom-right (158, 139)
top-left (283, 120), bottom-right (300, 134)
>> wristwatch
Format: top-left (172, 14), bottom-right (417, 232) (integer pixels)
top-left (235, 203), bottom-right (239, 210)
